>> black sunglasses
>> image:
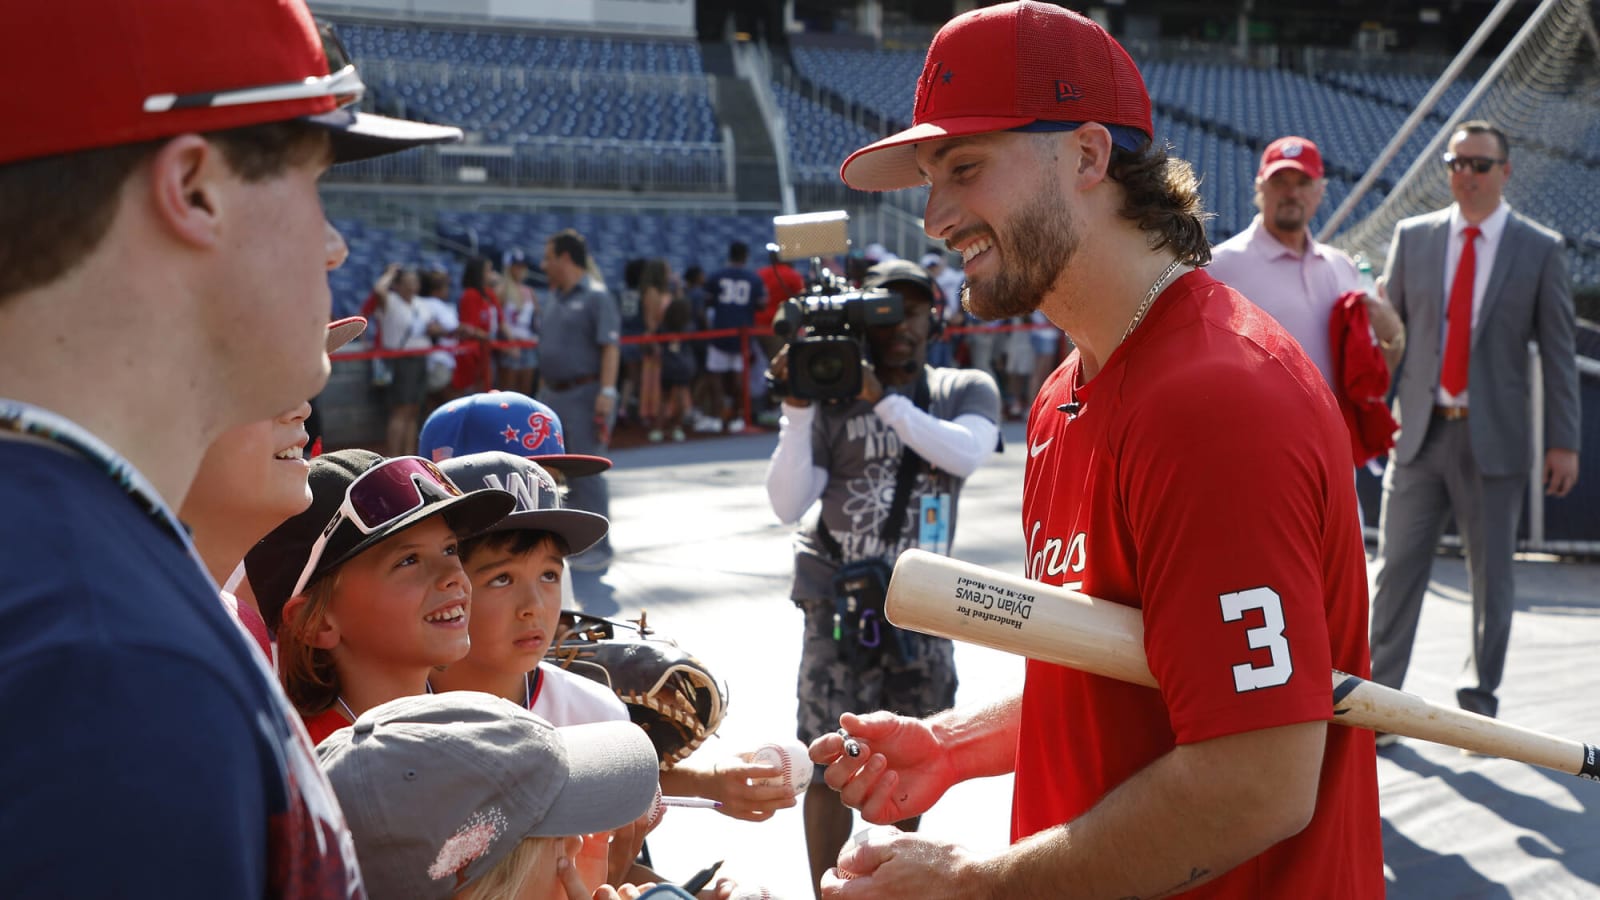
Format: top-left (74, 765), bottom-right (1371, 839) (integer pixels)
top-left (1442, 154), bottom-right (1505, 175)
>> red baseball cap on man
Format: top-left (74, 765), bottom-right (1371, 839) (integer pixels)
top-left (841, 1), bottom-right (1153, 192)
top-left (0, 0), bottom-right (461, 168)
top-left (1258, 137), bottom-right (1325, 181)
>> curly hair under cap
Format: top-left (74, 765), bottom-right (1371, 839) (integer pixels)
top-left (1106, 141), bottom-right (1214, 267)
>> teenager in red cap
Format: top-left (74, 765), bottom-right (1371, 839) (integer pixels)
top-left (0, 2), bottom-right (459, 894)
top-left (810, 4), bottom-right (1381, 897)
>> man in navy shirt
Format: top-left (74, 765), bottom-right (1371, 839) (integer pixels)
top-left (704, 241), bottom-right (768, 432)
top-left (0, 3), bottom-right (459, 896)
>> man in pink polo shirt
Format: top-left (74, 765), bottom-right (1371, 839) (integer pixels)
top-left (1210, 137), bottom-right (1405, 383)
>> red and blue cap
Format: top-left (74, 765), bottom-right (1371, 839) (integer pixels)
top-left (840, 1), bottom-right (1152, 192)
top-left (419, 391), bottom-right (612, 478)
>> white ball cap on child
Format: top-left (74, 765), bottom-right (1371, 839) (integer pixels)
top-left (317, 692), bottom-right (659, 900)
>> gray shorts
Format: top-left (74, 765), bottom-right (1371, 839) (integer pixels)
top-left (795, 595), bottom-right (957, 776)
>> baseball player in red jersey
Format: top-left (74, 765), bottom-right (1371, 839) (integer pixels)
top-left (807, 3), bottom-right (1382, 898)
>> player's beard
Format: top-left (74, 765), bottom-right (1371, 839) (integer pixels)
top-left (960, 170), bottom-right (1079, 322)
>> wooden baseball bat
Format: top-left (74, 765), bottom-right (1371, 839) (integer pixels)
top-left (886, 549), bottom-right (1600, 782)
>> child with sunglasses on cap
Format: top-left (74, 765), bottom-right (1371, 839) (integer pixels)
top-left (317, 690), bottom-right (664, 900)
top-left (245, 449), bottom-right (515, 743)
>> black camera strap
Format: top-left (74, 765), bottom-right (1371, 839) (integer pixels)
top-left (817, 368), bottom-right (931, 559)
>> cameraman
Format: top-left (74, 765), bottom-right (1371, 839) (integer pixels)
top-left (764, 259), bottom-right (1000, 896)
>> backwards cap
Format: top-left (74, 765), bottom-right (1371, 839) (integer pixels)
top-left (318, 693), bottom-right (658, 900)
top-left (0, 0), bottom-right (461, 167)
top-left (841, 1), bottom-right (1152, 192)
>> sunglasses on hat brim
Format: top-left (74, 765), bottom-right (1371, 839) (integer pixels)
top-left (289, 456), bottom-right (462, 599)
top-left (142, 22), bottom-right (364, 116)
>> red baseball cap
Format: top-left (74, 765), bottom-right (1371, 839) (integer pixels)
top-left (0, 0), bottom-right (461, 168)
top-left (840, 1), bottom-right (1153, 192)
top-left (1258, 136), bottom-right (1324, 181)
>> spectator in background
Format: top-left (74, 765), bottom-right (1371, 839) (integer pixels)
top-left (539, 228), bottom-right (621, 572)
top-left (367, 263), bottom-right (432, 456)
top-left (418, 266), bottom-right (461, 412)
top-left (758, 242), bottom-right (805, 356)
top-left (453, 255), bottom-right (502, 395)
top-left (704, 241), bottom-right (767, 433)
top-left (639, 258), bottom-right (674, 443)
top-left (497, 247), bottom-right (539, 398)
top-left (1000, 314), bottom-right (1036, 420)
top-left (1208, 137), bottom-right (1405, 390)
top-left (659, 281), bottom-right (698, 443)
top-left (682, 265), bottom-right (718, 431)
top-left (617, 258), bottom-right (647, 430)
top-left (1369, 121), bottom-right (1582, 733)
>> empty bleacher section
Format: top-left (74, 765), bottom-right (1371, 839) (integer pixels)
top-left (325, 21), bottom-right (728, 192)
top-left (789, 46), bottom-right (923, 129)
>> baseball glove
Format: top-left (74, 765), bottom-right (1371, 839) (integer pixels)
top-left (547, 610), bottom-right (728, 769)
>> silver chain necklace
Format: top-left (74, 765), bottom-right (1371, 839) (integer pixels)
top-left (1120, 258), bottom-right (1187, 345)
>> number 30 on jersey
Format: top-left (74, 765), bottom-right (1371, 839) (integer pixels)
top-left (1219, 587), bottom-right (1293, 692)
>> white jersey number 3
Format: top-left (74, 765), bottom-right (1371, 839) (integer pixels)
top-left (1219, 587), bottom-right (1293, 692)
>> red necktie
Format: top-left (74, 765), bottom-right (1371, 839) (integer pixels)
top-left (1441, 225), bottom-right (1480, 397)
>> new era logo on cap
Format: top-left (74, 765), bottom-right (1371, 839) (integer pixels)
top-left (1055, 81), bottom-right (1085, 102)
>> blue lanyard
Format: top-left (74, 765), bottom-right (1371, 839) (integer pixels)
top-left (0, 399), bottom-right (200, 559)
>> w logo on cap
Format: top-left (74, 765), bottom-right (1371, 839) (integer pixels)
top-left (1055, 81), bottom-right (1084, 102)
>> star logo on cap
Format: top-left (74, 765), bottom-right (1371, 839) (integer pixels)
top-left (1282, 142), bottom-right (1303, 158)
top-left (1055, 81), bottom-right (1084, 102)
top-left (500, 425), bottom-right (520, 443)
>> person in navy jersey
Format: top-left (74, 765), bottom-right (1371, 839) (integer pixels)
top-left (0, 4), bottom-right (460, 896)
top-left (704, 241), bottom-right (768, 433)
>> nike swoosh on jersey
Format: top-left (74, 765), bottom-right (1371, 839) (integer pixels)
top-left (1030, 438), bottom-right (1053, 458)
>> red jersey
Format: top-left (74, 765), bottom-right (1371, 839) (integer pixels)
top-left (1014, 270), bottom-right (1381, 897)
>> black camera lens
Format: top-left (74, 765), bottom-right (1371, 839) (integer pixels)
top-left (807, 352), bottom-right (846, 385)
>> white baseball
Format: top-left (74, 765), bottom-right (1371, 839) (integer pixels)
top-left (729, 887), bottom-right (779, 900)
top-left (750, 739), bottom-right (812, 795)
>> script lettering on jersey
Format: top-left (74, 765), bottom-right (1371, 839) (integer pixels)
top-left (1025, 520), bottom-right (1087, 591)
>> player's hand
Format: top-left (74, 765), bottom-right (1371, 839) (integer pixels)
top-left (769, 345), bottom-right (809, 409)
top-left (659, 756), bottom-right (798, 822)
top-left (810, 711), bottom-right (955, 824)
top-left (822, 831), bottom-right (988, 899)
top-left (1545, 448), bottom-right (1579, 497)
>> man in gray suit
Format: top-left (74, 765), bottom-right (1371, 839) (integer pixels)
top-left (1370, 121), bottom-right (1581, 731)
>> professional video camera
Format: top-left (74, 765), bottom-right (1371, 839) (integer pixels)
top-left (767, 211), bottom-right (904, 402)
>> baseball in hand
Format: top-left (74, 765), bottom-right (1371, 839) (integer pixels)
top-left (750, 739), bottom-right (812, 795)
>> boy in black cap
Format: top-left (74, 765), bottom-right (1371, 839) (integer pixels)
top-left (0, 1), bottom-right (460, 894)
